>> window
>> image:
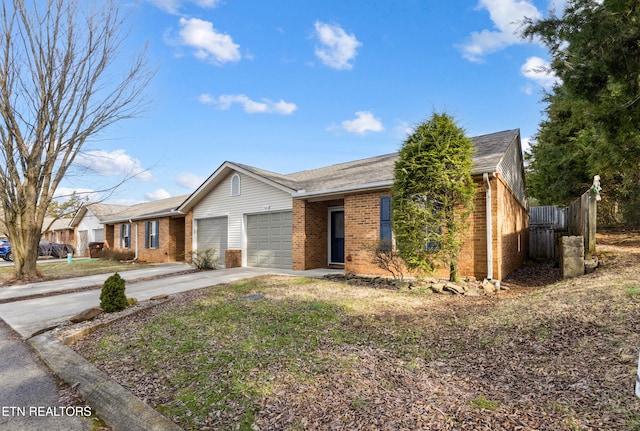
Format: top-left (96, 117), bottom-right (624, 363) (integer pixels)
top-left (145, 220), bottom-right (159, 249)
top-left (231, 173), bottom-right (241, 196)
top-left (120, 224), bottom-right (131, 249)
top-left (379, 196), bottom-right (393, 250)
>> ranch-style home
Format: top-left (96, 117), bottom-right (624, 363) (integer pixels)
top-left (99, 195), bottom-right (189, 262)
top-left (161, 128), bottom-right (528, 281)
top-left (69, 203), bottom-right (129, 256)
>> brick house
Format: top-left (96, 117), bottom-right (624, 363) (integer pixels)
top-left (101, 195), bottom-right (189, 263)
top-left (69, 202), bottom-right (129, 256)
top-left (41, 217), bottom-right (75, 245)
top-left (177, 129), bottom-right (528, 281)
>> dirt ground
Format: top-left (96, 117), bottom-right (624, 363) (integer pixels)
top-left (72, 230), bottom-right (640, 431)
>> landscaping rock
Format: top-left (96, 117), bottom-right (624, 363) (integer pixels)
top-left (464, 287), bottom-right (481, 297)
top-left (430, 283), bottom-right (445, 294)
top-left (70, 307), bottom-right (103, 323)
top-left (150, 294), bottom-right (170, 301)
top-left (443, 283), bottom-right (465, 295)
top-left (482, 282), bottom-right (496, 294)
top-left (127, 297), bottom-right (138, 305)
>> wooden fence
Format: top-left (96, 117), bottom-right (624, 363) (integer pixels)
top-left (529, 183), bottom-right (599, 260)
top-left (529, 206), bottom-right (566, 260)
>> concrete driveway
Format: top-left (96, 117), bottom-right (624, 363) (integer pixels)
top-left (0, 264), bottom-right (339, 431)
top-left (0, 265), bottom-right (339, 339)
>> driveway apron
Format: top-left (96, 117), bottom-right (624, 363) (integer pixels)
top-left (0, 321), bottom-right (92, 431)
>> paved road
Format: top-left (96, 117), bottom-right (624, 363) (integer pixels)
top-left (0, 321), bottom-right (92, 431)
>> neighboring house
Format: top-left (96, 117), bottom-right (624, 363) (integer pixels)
top-left (102, 195), bottom-right (190, 263)
top-left (177, 129), bottom-right (529, 281)
top-left (70, 203), bottom-right (129, 256)
top-left (42, 217), bottom-right (75, 245)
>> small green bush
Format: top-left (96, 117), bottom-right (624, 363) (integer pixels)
top-left (191, 248), bottom-right (219, 270)
top-left (100, 272), bottom-right (128, 313)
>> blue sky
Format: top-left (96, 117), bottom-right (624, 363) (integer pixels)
top-left (58, 0), bottom-right (562, 205)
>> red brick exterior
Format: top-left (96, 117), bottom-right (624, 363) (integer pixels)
top-left (292, 198), bottom-right (343, 270)
top-left (292, 175), bottom-right (528, 280)
top-left (184, 210), bottom-right (193, 264)
top-left (226, 249), bottom-right (242, 268)
top-left (108, 216), bottom-right (186, 263)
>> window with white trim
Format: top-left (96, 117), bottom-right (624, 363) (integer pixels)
top-left (120, 224), bottom-right (131, 249)
top-left (145, 220), bottom-right (159, 249)
top-left (231, 173), bottom-right (241, 196)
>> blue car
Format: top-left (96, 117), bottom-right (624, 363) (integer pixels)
top-left (0, 240), bottom-right (11, 262)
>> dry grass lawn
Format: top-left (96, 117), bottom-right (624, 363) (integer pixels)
top-left (73, 231), bottom-right (640, 430)
top-left (0, 259), bottom-right (150, 286)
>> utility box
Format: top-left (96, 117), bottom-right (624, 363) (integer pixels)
top-left (560, 235), bottom-right (585, 279)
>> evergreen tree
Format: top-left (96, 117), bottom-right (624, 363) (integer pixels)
top-left (523, 0), bottom-right (640, 224)
top-left (392, 112), bottom-right (476, 282)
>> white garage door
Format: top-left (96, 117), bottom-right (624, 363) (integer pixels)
top-left (247, 211), bottom-right (292, 269)
top-left (196, 217), bottom-right (228, 266)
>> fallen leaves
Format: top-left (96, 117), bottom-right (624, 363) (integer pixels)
top-left (70, 231), bottom-right (640, 430)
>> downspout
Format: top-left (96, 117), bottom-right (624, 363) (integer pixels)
top-left (483, 173), bottom-right (493, 281)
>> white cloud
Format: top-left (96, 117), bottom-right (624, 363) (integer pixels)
top-left (145, 189), bottom-right (172, 201)
top-left (313, 21), bottom-right (362, 70)
top-left (520, 56), bottom-right (559, 88)
top-left (53, 187), bottom-right (98, 202)
top-left (393, 120), bottom-right (414, 140)
top-left (175, 17), bottom-right (241, 65)
top-left (521, 136), bottom-right (532, 155)
top-left (460, 0), bottom-right (541, 62)
top-left (176, 172), bottom-right (205, 189)
top-left (148, 0), bottom-right (221, 15)
top-left (74, 149), bottom-right (153, 181)
top-left (337, 111), bottom-right (384, 135)
top-left (200, 93), bottom-right (297, 115)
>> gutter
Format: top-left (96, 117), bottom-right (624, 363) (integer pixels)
top-left (483, 173), bottom-right (493, 281)
top-left (293, 180), bottom-right (393, 199)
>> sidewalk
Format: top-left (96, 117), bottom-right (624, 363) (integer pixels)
top-left (0, 264), bottom-right (340, 431)
top-left (0, 262), bottom-right (192, 302)
top-left (0, 265), bottom-right (340, 339)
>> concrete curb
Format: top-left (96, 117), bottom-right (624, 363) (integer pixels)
top-left (29, 333), bottom-right (182, 431)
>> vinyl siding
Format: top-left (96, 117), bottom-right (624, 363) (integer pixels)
top-left (497, 138), bottom-right (527, 208)
top-left (192, 171), bottom-right (293, 251)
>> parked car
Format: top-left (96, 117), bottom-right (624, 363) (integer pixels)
top-left (38, 240), bottom-right (75, 258)
top-left (0, 240), bottom-right (11, 262)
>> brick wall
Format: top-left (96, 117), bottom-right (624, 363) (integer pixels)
top-left (344, 191), bottom-right (388, 275)
top-left (292, 198), bottom-right (343, 270)
top-left (225, 249), bottom-right (242, 268)
top-left (136, 218), bottom-right (170, 263)
top-left (292, 177), bottom-right (528, 280)
top-left (109, 218), bottom-right (180, 263)
top-left (170, 217), bottom-right (186, 261)
top-left (494, 174), bottom-right (529, 279)
top-left (184, 210), bottom-right (193, 263)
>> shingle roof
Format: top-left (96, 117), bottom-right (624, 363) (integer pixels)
top-left (239, 129), bottom-right (520, 195)
top-left (179, 129), bottom-right (521, 210)
top-left (102, 195), bottom-right (190, 223)
top-left (86, 203), bottom-right (130, 221)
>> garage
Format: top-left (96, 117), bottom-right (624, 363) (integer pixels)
top-left (247, 211), bottom-right (292, 268)
top-left (196, 217), bottom-right (228, 266)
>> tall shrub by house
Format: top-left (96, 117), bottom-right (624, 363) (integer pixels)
top-left (100, 272), bottom-right (128, 312)
top-left (392, 112), bottom-right (476, 281)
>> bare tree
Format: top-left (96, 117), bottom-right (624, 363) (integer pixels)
top-left (0, 0), bottom-right (152, 280)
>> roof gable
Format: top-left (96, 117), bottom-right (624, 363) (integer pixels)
top-left (102, 195), bottom-right (190, 223)
top-left (180, 129), bottom-right (522, 207)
